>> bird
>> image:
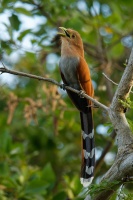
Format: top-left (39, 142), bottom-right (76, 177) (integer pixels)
top-left (58, 27), bottom-right (95, 187)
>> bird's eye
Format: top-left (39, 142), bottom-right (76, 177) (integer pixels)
top-left (71, 34), bottom-right (76, 39)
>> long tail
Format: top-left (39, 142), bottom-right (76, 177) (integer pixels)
top-left (80, 107), bottom-right (95, 187)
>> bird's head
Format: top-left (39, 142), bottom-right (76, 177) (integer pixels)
top-left (58, 27), bottom-right (84, 57)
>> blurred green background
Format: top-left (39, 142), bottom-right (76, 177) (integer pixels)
top-left (0, 0), bottom-right (133, 199)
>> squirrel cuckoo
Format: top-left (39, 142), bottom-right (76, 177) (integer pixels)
top-left (58, 27), bottom-right (95, 187)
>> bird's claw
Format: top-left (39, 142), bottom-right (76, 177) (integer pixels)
top-left (60, 83), bottom-right (67, 90)
top-left (78, 90), bottom-right (85, 98)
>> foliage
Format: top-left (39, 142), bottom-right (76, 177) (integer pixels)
top-left (119, 97), bottom-right (133, 109)
top-left (0, 0), bottom-right (133, 199)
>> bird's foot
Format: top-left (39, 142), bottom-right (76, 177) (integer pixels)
top-left (60, 83), bottom-right (67, 90)
top-left (78, 90), bottom-right (85, 98)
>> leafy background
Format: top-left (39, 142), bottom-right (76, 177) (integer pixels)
top-left (0, 0), bottom-right (133, 199)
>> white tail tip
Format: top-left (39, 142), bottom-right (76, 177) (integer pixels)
top-left (80, 177), bottom-right (94, 187)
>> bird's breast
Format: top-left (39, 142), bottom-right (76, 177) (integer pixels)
top-left (59, 56), bottom-right (80, 89)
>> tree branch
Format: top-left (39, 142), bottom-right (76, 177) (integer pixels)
top-left (109, 47), bottom-right (133, 147)
top-left (92, 144), bottom-right (133, 200)
top-left (0, 65), bottom-right (108, 111)
top-left (87, 48), bottom-right (133, 200)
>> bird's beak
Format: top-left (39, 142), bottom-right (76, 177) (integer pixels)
top-left (58, 27), bottom-right (70, 38)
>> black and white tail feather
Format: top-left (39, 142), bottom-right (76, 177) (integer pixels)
top-left (62, 89), bottom-right (95, 187)
top-left (80, 107), bottom-right (95, 187)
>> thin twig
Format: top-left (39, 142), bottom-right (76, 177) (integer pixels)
top-left (102, 72), bottom-right (133, 94)
top-left (0, 66), bottom-right (108, 111)
top-left (102, 72), bottom-right (118, 86)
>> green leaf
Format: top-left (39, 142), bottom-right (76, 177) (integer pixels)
top-left (107, 126), bottom-right (113, 134)
top-left (0, 162), bottom-right (9, 176)
top-left (53, 191), bottom-right (67, 200)
top-left (17, 29), bottom-right (32, 41)
top-left (24, 179), bottom-right (48, 195)
top-left (41, 163), bottom-right (56, 184)
top-left (9, 14), bottom-right (21, 31)
top-left (104, 122), bottom-right (112, 127)
top-left (14, 7), bottom-right (32, 16)
top-left (0, 131), bottom-right (12, 153)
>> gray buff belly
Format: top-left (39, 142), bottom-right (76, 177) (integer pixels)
top-left (59, 56), bottom-right (81, 89)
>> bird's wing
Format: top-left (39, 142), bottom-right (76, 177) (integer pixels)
top-left (77, 57), bottom-right (94, 101)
